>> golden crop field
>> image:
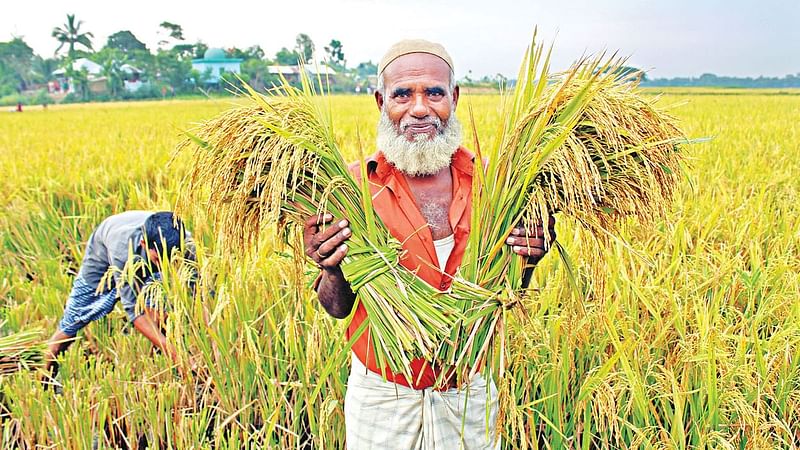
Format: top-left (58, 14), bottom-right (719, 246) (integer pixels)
top-left (0, 89), bottom-right (798, 449)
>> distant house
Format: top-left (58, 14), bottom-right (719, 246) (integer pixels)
top-left (268, 65), bottom-right (301, 83)
top-left (49, 58), bottom-right (146, 96)
top-left (192, 48), bottom-right (242, 84)
top-left (50, 58), bottom-right (105, 95)
top-left (121, 64), bottom-right (145, 92)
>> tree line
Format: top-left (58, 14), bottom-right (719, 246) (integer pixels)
top-left (0, 14), bottom-right (379, 105)
top-left (641, 73), bottom-right (800, 89)
top-left (3, 14), bottom-right (798, 106)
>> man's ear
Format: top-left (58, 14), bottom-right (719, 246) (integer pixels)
top-left (452, 85), bottom-right (460, 110)
top-left (374, 89), bottom-right (384, 111)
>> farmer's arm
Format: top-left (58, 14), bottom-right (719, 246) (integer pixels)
top-left (303, 214), bottom-right (356, 319)
top-left (119, 278), bottom-right (179, 364)
top-left (132, 308), bottom-right (178, 362)
top-left (506, 215), bottom-right (557, 289)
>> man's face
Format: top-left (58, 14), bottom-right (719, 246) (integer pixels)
top-left (375, 53), bottom-right (462, 177)
top-left (376, 53), bottom-right (459, 141)
top-left (142, 240), bottom-right (162, 269)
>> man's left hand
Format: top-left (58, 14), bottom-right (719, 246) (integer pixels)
top-left (505, 215), bottom-right (557, 265)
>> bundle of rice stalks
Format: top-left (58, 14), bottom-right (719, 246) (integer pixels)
top-left (178, 35), bottom-right (686, 381)
top-left (177, 79), bottom-right (494, 378)
top-left (443, 36), bottom-right (686, 379)
top-left (0, 326), bottom-right (46, 375)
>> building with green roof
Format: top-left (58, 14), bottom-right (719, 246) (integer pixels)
top-left (191, 48), bottom-right (243, 84)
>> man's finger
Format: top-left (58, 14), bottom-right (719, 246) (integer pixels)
top-left (314, 219), bottom-right (349, 247)
top-left (510, 226), bottom-right (547, 239)
top-left (316, 225), bottom-right (352, 258)
top-left (304, 213), bottom-right (334, 228)
top-left (505, 236), bottom-right (546, 249)
top-left (511, 246), bottom-right (545, 258)
top-left (319, 244), bottom-right (349, 269)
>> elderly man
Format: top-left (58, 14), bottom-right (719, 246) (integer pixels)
top-left (45, 211), bottom-right (195, 379)
top-left (303, 40), bottom-right (555, 448)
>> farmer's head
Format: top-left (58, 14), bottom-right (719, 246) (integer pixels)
top-left (141, 211), bottom-right (187, 268)
top-left (375, 39), bottom-right (462, 176)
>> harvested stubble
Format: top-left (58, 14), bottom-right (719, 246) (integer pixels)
top-left (0, 326), bottom-right (46, 374)
top-left (178, 37), bottom-right (685, 384)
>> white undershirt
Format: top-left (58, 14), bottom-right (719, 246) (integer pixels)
top-left (432, 234), bottom-right (455, 271)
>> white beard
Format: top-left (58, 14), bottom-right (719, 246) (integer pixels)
top-left (376, 109), bottom-right (463, 177)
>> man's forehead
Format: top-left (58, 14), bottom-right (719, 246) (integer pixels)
top-left (382, 53), bottom-right (452, 85)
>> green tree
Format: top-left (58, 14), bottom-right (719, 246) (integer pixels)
top-left (168, 41), bottom-right (205, 68)
top-left (355, 61), bottom-right (377, 78)
top-left (106, 30), bottom-right (147, 54)
top-left (158, 21), bottom-right (184, 49)
top-left (241, 58), bottom-right (278, 92)
top-left (229, 45), bottom-right (265, 61)
top-left (31, 56), bottom-right (60, 84)
top-left (52, 14), bottom-right (94, 59)
top-left (614, 66), bottom-right (647, 82)
top-left (65, 65), bottom-right (90, 100)
top-left (193, 42), bottom-right (208, 60)
top-left (245, 45), bottom-right (265, 60)
top-left (154, 49), bottom-right (192, 92)
top-left (275, 47), bottom-right (300, 65)
top-left (172, 43), bottom-right (198, 60)
top-left (323, 39), bottom-right (345, 70)
top-left (294, 33), bottom-right (314, 62)
top-left (0, 37), bottom-right (36, 92)
top-left (95, 48), bottom-right (127, 97)
top-left (226, 47), bottom-right (247, 60)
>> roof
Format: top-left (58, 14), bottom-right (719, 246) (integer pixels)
top-left (268, 65), bottom-right (300, 75)
top-left (307, 63), bottom-right (337, 76)
top-left (192, 47), bottom-right (243, 64)
top-left (52, 58), bottom-right (104, 76)
top-left (268, 63), bottom-right (337, 76)
top-left (120, 64), bottom-right (141, 74)
top-left (205, 48), bottom-right (225, 60)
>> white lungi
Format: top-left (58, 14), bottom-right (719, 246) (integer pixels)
top-left (344, 354), bottom-right (501, 449)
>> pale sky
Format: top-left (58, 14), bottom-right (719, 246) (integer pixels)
top-left (3, 0), bottom-right (798, 79)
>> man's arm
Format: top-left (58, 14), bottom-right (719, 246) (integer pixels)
top-left (506, 215), bottom-right (557, 289)
top-left (303, 214), bottom-right (355, 319)
top-left (118, 273), bottom-right (177, 361)
top-left (132, 308), bottom-right (178, 363)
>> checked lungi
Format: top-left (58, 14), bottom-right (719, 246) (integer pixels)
top-left (58, 276), bottom-right (119, 336)
top-left (345, 354), bottom-right (501, 450)
top-left (58, 274), bottom-right (161, 336)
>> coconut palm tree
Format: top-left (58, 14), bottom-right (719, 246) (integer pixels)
top-left (52, 14), bottom-right (94, 60)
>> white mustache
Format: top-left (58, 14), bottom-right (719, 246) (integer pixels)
top-left (399, 116), bottom-right (442, 132)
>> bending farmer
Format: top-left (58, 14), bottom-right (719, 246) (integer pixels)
top-left (45, 211), bottom-right (195, 377)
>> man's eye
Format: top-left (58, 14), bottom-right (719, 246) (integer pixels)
top-left (427, 90), bottom-right (445, 98)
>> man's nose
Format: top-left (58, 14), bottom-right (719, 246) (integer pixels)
top-left (410, 93), bottom-right (429, 118)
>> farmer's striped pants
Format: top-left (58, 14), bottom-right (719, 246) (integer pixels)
top-left (58, 276), bottom-right (119, 336)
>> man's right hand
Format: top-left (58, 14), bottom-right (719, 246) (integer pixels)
top-left (303, 213), bottom-right (356, 319)
top-left (303, 213), bottom-right (352, 269)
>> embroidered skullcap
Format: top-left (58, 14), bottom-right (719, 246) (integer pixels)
top-left (378, 39), bottom-right (454, 75)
